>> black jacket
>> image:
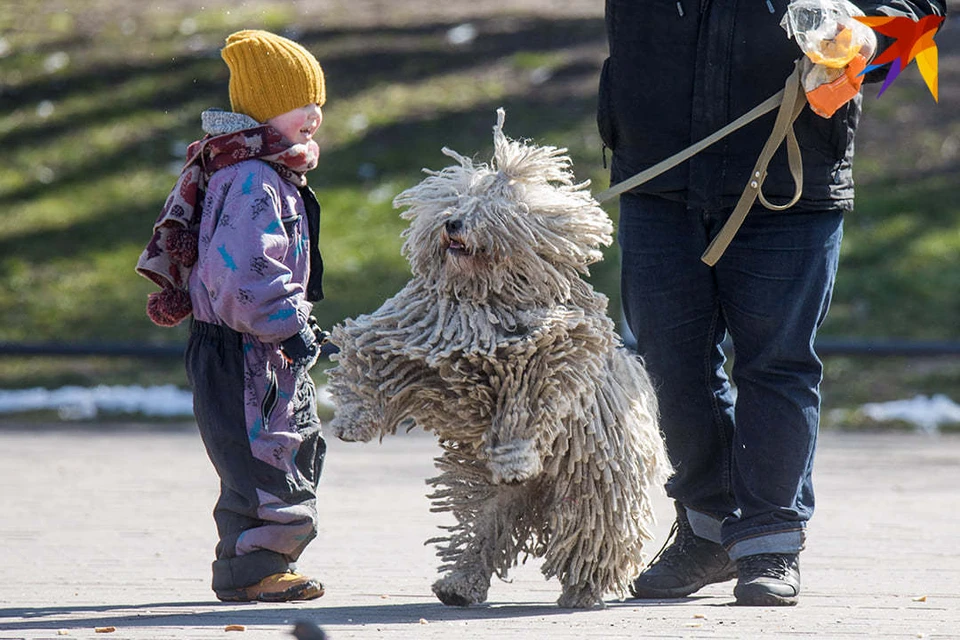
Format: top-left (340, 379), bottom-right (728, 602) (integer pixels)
top-left (599, 0), bottom-right (946, 211)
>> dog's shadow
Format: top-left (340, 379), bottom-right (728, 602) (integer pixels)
top-left (0, 595), bottom-right (733, 633)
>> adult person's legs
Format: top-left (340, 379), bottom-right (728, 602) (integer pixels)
top-left (619, 192), bottom-right (843, 605)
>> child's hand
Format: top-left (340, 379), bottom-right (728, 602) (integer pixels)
top-left (280, 321), bottom-right (323, 371)
top-left (307, 315), bottom-right (331, 346)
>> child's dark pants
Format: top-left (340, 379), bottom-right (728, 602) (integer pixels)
top-left (186, 320), bottom-right (326, 592)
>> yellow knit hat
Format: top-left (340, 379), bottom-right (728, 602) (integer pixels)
top-left (221, 29), bottom-right (326, 123)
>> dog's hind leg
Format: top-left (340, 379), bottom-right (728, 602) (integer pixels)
top-left (544, 454), bottom-right (642, 608)
top-left (557, 582), bottom-right (605, 609)
top-left (429, 450), bottom-right (533, 607)
top-left (430, 506), bottom-right (496, 606)
top-left (432, 564), bottom-right (493, 607)
top-left (548, 487), bottom-right (612, 609)
top-left (550, 491), bottom-right (607, 609)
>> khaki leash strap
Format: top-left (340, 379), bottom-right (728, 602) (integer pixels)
top-left (595, 60), bottom-right (809, 266)
top-left (701, 63), bottom-right (807, 265)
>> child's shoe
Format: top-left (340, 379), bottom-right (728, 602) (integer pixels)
top-left (216, 571), bottom-right (324, 602)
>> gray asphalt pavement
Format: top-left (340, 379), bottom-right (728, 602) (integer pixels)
top-left (0, 426), bottom-right (957, 639)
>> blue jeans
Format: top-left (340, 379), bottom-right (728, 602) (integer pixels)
top-left (618, 192), bottom-right (843, 560)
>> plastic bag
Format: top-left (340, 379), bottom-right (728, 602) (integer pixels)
top-left (781, 0), bottom-right (878, 117)
top-left (781, 0), bottom-right (876, 67)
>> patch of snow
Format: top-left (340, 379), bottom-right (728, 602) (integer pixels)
top-left (860, 394), bottom-right (960, 434)
top-left (446, 23), bottom-right (477, 46)
top-left (0, 385), bottom-right (955, 432)
top-left (0, 384), bottom-right (338, 420)
top-left (0, 385), bottom-right (194, 420)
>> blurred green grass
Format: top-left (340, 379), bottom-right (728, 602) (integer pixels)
top-left (1, 1), bottom-right (957, 426)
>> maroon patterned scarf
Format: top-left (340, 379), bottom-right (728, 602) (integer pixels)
top-left (136, 126), bottom-right (319, 326)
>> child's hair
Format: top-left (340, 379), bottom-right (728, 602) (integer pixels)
top-left (221, 29), bottom-right (325, 123)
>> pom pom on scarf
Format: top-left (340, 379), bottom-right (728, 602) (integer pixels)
top-left (146, 287), bottom-right (192, 327)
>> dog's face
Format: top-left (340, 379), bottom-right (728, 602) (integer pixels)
top-left (440, 217), bottom-right (484, 275)
top-left (394, 110), bottom-right (613, 304)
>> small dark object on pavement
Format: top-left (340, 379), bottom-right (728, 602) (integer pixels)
top-left (292, 620), bottom-right (328, 640)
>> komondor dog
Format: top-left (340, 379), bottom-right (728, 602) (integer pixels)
top-left (327, 109), bottom-right (671, 609)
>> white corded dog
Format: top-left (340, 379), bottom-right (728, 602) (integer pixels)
top-left (327, 109), bottom-right (671, 608)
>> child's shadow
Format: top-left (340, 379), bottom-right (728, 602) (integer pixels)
top-left (0, 599), bottom-right (582, 634)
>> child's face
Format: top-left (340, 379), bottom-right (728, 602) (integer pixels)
top-left (267, 103), bottom-right (323, 145)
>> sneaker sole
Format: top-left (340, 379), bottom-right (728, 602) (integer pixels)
top-left (733, 583), bottom-right (798, 607)
top-left (216, 582), bottom-right (325, 603)
top-left (629, 568), bottom-right (738, 599)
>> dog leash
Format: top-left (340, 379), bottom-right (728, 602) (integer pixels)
top-left (594, 59), bottom-right (808, 265)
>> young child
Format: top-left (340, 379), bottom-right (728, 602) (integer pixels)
top-left (137, 29), bottom-right (329, 602)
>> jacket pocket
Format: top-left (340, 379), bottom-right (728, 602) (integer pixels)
top-left (597, 57), bottom-right (618, 152)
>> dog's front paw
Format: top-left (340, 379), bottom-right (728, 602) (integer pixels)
top-left (486, 439), bottom-right (542, 484)
top-left (329, 413), bottom-right (378, 443)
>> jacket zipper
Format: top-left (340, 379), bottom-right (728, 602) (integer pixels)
top-left (261, 367), bottom-right (279, 431)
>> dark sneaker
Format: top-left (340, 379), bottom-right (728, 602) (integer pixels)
top-left (630, 504), bottom-right (737, 599)
top-left (734, 553), bottom-right (801, 606)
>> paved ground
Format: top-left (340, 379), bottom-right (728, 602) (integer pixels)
top-left (0, 425), bottom-right (957, 639)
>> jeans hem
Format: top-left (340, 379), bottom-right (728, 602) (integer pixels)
top-left (685, 506), bottom-right (724, 544)
top-left (725, 529), bottom-right (805, 561)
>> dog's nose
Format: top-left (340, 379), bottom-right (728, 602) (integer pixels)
top-left (445, 219), bottom-right (463, 234)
